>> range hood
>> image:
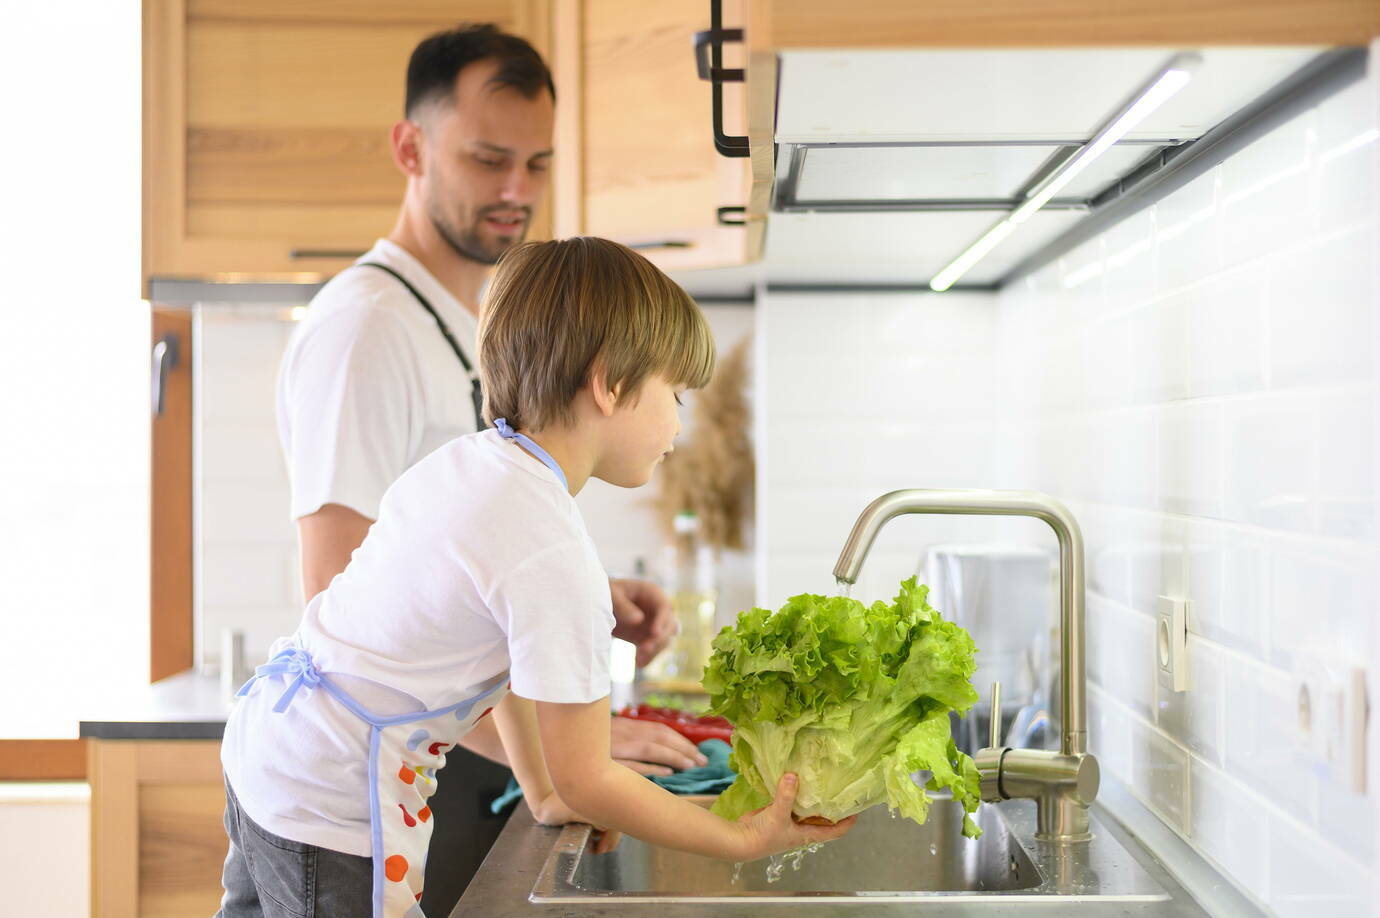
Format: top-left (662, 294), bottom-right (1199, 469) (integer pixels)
top-left (760, 45), bottom-right (1342, 289)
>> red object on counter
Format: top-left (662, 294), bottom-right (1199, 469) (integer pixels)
top-left (617, 704), bottom-right (734, 745)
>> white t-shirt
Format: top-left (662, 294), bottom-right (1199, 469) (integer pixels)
top-left (221, 429), bottom-right (615, 855)
top-left (276, 238), bottom-right (482, 521)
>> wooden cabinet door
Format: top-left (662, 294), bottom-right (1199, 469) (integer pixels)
top-left (89, 739), bottom-right (227, 918)
top-left (144, 0), bottom-right (552, 290)
top-left (574, 0), bottom-right (752, 271)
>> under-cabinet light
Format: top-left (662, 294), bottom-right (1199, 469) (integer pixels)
top-left (929, 53), bottom-right (1200, 291)
top-left (928, 219), bottom-right (1017, 292)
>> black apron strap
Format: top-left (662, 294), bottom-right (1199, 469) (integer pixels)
top-left (357, 262), bottom-right (487, 431)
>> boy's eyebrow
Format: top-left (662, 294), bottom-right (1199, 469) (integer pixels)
top-left (476, 141), bottom-right (553, 160)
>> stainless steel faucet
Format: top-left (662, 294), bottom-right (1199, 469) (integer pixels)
top-left (833, 489), bottom-right (1100, 842)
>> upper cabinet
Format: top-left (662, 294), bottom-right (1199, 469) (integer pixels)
top-left (745, 0), bottom-right (1379, 49)
top-left (553, 0), bottom-right (754, 272)
top-left (142, 0), bottom-right (759, 290)
top-left (142, 0), bottom-right (553, 290)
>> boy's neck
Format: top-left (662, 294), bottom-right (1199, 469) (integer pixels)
top-left (515, 424), bottom-right (593, 496)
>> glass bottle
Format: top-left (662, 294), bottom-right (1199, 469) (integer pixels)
top-left (640, 511), bottom-right (718, 693)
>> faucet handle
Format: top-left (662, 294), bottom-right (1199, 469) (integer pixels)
top-left (988, 681), bottom-right (1002, 749)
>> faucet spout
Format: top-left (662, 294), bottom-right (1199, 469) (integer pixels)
top-left (832, 489), bottom-right (1097, 841)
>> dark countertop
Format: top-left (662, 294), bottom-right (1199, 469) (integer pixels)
top-left (79, 671), bottom-right (231, 739)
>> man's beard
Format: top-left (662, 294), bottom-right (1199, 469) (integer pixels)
top-left (428, 200), bottom-right (529, 267)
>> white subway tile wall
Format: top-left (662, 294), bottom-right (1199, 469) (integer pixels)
top-left (758, 59), bottom-right (1379, 913)
top-left (194, 307), bottom-right (304, 667)
top-left (758, 291), bottom-right (1040, 609)
top-left (995, 67), bottom-right (1379, 911)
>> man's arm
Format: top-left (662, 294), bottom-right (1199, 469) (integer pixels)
top-left (296, 502), bottom-right (374, 600)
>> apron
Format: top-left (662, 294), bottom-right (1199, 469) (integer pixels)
top-left (236, 418), bottom-right (566, 918)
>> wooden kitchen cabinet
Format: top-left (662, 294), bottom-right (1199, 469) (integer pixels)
top-left (88, 738), bottom-right (226, 918)
top-left (552, 0), bottom-right (756, 271)
top-left (745, 0), bottom-right (1380, 49)
top-left (142, 0), bottom-right (553, 291)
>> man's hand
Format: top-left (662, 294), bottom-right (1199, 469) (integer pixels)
top-left (610, 716), bottom-right (708, 776)
top-left (609, 577), bottom-right (676, 667)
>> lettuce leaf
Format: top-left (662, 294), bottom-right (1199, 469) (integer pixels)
top-left (706, 577), bottom-right (982, 837)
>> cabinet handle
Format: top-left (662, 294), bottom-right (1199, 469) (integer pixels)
top-left (692, 0), bottom-right (749, 159)
top-left (716, 206), bottom-right (746, 226)
top-left (627, 240), bottom-right (694, 250)
top-left (289, 248), bottom-right (367, 260)
top-left (151, 334), bottom-right (180, 417)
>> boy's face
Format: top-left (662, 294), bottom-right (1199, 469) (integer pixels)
top-left (596, 375), bottom-right (684, 488)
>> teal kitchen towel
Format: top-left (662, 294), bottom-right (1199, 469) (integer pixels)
top-left (489, 738), bottom-right (735, 814)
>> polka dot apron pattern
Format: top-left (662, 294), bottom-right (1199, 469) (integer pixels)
top-left (239, 648), bottom-right (508, 918)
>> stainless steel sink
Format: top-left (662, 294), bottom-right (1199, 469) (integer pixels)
top-left (530, 796), bottom-right (1173, 905)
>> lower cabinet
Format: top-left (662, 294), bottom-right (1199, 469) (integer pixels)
top-left (87, 738), bottom-right (514, 918)
top-left (88, 739), bottom-right (227, 918)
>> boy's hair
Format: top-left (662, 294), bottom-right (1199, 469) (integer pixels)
top-left (479, 237), bottom-right (716, 431)
top-left (405, 24), bottom-right (555, 118)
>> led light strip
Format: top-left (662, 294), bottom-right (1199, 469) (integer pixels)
top-left (930, 53), bottom-right (1201, 292)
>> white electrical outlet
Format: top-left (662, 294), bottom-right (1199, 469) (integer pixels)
top-left (1297, 653), bottom-right (1369, 794)
top-left (1156, 597), bottom-right (1191, 692)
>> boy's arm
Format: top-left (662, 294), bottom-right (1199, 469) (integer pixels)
top-left (535, 696), bottom-right (854, 861)
top-left (489, 693), bottom-right (578, 825)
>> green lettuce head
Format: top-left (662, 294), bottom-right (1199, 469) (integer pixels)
top-left (704, 577), bottom-right (983, 838)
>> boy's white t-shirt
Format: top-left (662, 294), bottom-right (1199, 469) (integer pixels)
top-left (221, 429), bottom-right (615, 856)
top-left (276, 238), bottom-right (482, 522)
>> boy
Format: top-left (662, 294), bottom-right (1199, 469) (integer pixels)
top-left (218, 237), bottom-right (854, 918)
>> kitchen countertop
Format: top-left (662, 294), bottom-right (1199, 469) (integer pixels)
top-left (79, 671), bottom-right (232, 739)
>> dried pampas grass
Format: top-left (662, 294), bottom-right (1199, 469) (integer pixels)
top-left (653, 337), bottom-right (754, 550)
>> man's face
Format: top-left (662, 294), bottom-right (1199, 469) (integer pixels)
top-left (415, 59), bottom-right (555, 265)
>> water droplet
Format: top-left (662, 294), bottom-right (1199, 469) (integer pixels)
top-left (765, 854), bottom-right (785, 884)
top-left (929, 843), bottom-right (938, 856)
top-left (730, 862), bottom-right (743, 884)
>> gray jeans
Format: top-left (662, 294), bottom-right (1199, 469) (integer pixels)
top-left (216, 780), bottom-right (373, 918)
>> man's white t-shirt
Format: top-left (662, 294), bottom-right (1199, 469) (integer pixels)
top-left (277, 238), bottom-right (482, 521)
top-left (221, 429), bottom-right (615, 856)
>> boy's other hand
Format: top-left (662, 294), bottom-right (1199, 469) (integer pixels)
top-left (532, 794), bottom-right (621, 854)
top-left (734, 773), bottom-right (857, 861)
top-left (609, 578), bottom-right (676, 666)
top-left (610, 717), bottom-right (709, 775)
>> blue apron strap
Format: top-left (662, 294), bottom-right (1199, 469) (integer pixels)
top-left (494, 418), bottom-right (568, 492)
top-left (369, 724), bottom-right (387, 918)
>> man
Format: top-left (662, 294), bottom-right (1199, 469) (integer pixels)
top-left (275, 24), bottom-right (705, 912)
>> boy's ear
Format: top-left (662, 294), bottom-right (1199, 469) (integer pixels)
top-left (588, 365), bottom-right (621, 417)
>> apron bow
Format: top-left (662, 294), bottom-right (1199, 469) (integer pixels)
top-left (237, 646), bottom-right (323, 713)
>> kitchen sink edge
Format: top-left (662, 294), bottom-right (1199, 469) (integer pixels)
top-left (452, 774), bottom-right (1267, 917)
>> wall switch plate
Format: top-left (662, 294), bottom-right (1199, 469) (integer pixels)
top-left (1156, 597), bottom-right (1191, 692)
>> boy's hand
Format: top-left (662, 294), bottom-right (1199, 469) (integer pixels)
top-left (609, 578), bottom-right (676, 666)
top-left (733, 773), bottom-right (857, 862)
top-left (531, 793), bottom-right (621, 854)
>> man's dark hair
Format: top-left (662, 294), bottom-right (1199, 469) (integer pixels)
top-left (405, 23), bottom-right (555, 117)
